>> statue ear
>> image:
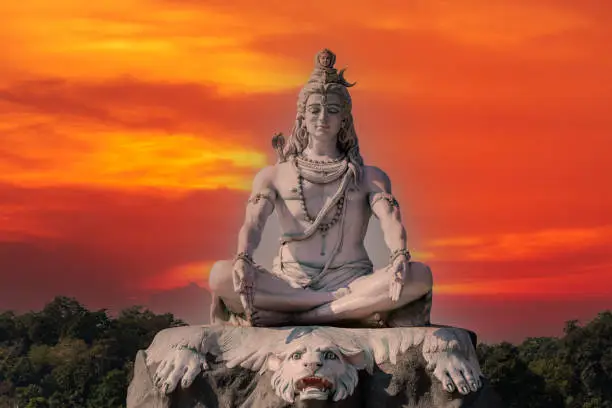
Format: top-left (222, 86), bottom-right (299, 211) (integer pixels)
top-left (267, 354), bottom-right (282, 372)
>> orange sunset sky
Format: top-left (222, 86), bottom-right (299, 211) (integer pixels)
top-left (1, 0), bottom-right (611, 342)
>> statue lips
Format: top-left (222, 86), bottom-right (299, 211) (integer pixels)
top-left (296, 376), bottom-right (333, 393)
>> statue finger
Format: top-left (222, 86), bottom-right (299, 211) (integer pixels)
top-left (388, 280), bottom-right (396, 300)
top-left (395, 282), bottom-right (402, 301)
top-left (391, 281), bottom-right (401, 302)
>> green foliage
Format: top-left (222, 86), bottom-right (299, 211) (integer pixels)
top-left (0, 296), bottom-right (185, 407)
top-left (478, 311), bottom-right (612, 407)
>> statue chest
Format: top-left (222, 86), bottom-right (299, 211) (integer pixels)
top-left (278, 178), bottom-right (366, 218)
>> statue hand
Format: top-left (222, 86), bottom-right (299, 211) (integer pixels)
top-left (151, 345), bottom-right (208, 395)
top-left (388, 256), bottom-right (409, 302)
top-left (232, 259), bottom-right (256, 315)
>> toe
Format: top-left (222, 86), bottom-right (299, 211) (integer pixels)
top-left (165, 366), bottom-right (188, 394)
top-left (449, 369), bottom-right (469, 395)
top-left (155, 362), bottom-right (173, 388)
top-left (463, 369), bottom-right (478, 392)
top-left (181, 365), bottom-right (199, 389)
top-left (443, 372), bottom-right (455, 393)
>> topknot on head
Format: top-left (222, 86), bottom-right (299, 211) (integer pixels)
top-left (307, 48), bottom-right (356, 88)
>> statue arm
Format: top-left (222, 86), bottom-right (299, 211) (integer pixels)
top-left (366, 167), bottom-right (407, 254)
top-left (236, 166), bottom-right (277, 256)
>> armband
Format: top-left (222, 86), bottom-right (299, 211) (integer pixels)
top-left (369, 192), bottom-right (400, 209)
top-left (233, 251), bottom-right (254, 265)
top-left (247, 190), bottom-right (275, 205)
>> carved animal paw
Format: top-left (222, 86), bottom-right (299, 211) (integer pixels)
top-left (430, 350), bottom-right (483, 395)
top-left (148, 345), bottom-right (209, 395)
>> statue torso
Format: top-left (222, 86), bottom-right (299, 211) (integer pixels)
top-left (272, 160), bottom-right (372, 268)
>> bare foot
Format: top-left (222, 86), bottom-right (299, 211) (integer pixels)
top-left (251, 310), bottom-right (294, 327)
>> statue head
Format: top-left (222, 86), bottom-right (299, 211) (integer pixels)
top-left (316, 48), bottom-right (335, 69)
top-left (281, 49), bottom-right (364, 182)
top-left (265, 331), bottom-right (368, 403)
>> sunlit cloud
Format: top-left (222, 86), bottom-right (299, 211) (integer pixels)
top-left (0, 0), bottom-right (308, 93)
top-left (364, 1), bottom-right (589, 48)
top-left (427, 226), bottom-right (612, 261)
top-left (0, 0), bottom-right (611, 341)
top-left (0, 116), bottom-right (266, 191)
top-left (435, 263), bottom-right (612, 296)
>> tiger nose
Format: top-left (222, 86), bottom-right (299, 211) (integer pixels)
top-left (303, 361), bottom-right (323, 370)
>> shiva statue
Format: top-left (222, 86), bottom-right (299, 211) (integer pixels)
top-left (209, 49), bottom-right (434, 328)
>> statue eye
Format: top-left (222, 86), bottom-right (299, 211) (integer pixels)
top-left (323, 351), bottom-right (338, 360)
top-left (290, 352), bottom-right (303, 360)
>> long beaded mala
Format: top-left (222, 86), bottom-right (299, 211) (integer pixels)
top-left (294, 155), bottom-right (347, 256)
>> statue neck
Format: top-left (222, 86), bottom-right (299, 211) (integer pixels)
top-left (304, 136), bottom-right (342, 161)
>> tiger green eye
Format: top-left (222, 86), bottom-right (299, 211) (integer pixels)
top-left (323, 351), bottom-right (338, 360)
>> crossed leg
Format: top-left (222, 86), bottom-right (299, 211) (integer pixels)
top-left (208, 260), bottom-right (339, 325)
top-left (293, 261), bottom-right (433, 325)
top-left (209, 260), bottom-right (433, 327)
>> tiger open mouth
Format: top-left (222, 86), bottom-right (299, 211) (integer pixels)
top-left (296, 376), bottom-right (333, 392)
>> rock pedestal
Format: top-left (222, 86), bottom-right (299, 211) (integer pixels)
top-left (127, 325), bottom-right (501, 408)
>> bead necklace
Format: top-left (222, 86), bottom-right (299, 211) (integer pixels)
top-left (294, 156), bottom-right (346, 256)
top-left (295, 154), bottom-right (348, 184)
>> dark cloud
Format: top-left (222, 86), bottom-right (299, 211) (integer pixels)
top-left (0, 183), bottom-right (248, 313)
top-left (0, 77), bottom-right (299, 151)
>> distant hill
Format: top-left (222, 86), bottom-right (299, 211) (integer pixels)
top-left (145, 282), bottom-right (212, 325)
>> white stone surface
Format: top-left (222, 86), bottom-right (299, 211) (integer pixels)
top-left (144, 325), bottom-right (482, 403)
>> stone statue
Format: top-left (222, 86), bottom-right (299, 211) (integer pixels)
top-left (126, 50), bottom-right (502, 408)
top-left (142, 326), bottom-right (483, 405)
top-left (209, 48), bottom-right (433, 329)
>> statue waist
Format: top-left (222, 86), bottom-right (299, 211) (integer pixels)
top-left (271, 257), bottom-right (373, 291)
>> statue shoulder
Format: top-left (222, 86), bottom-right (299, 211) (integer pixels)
top-left (252, 165), bottom-right (278, 191)
top-left (362, 165), bottom-right (392, 192)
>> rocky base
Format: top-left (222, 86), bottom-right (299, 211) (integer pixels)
top-left (127, 325), bottom-right (502, 408)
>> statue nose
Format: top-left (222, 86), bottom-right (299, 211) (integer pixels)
top-left (318, 108), bottom-right (329, 122)
top-left (303, 361), bottom-right (323, 370)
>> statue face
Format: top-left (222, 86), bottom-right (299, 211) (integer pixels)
top-left (267, 341), bottom-right (361, 403)
top-left (304, 93), bottom-right (343, 144)
top-left (319, 52), bottom-right (332, 67)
